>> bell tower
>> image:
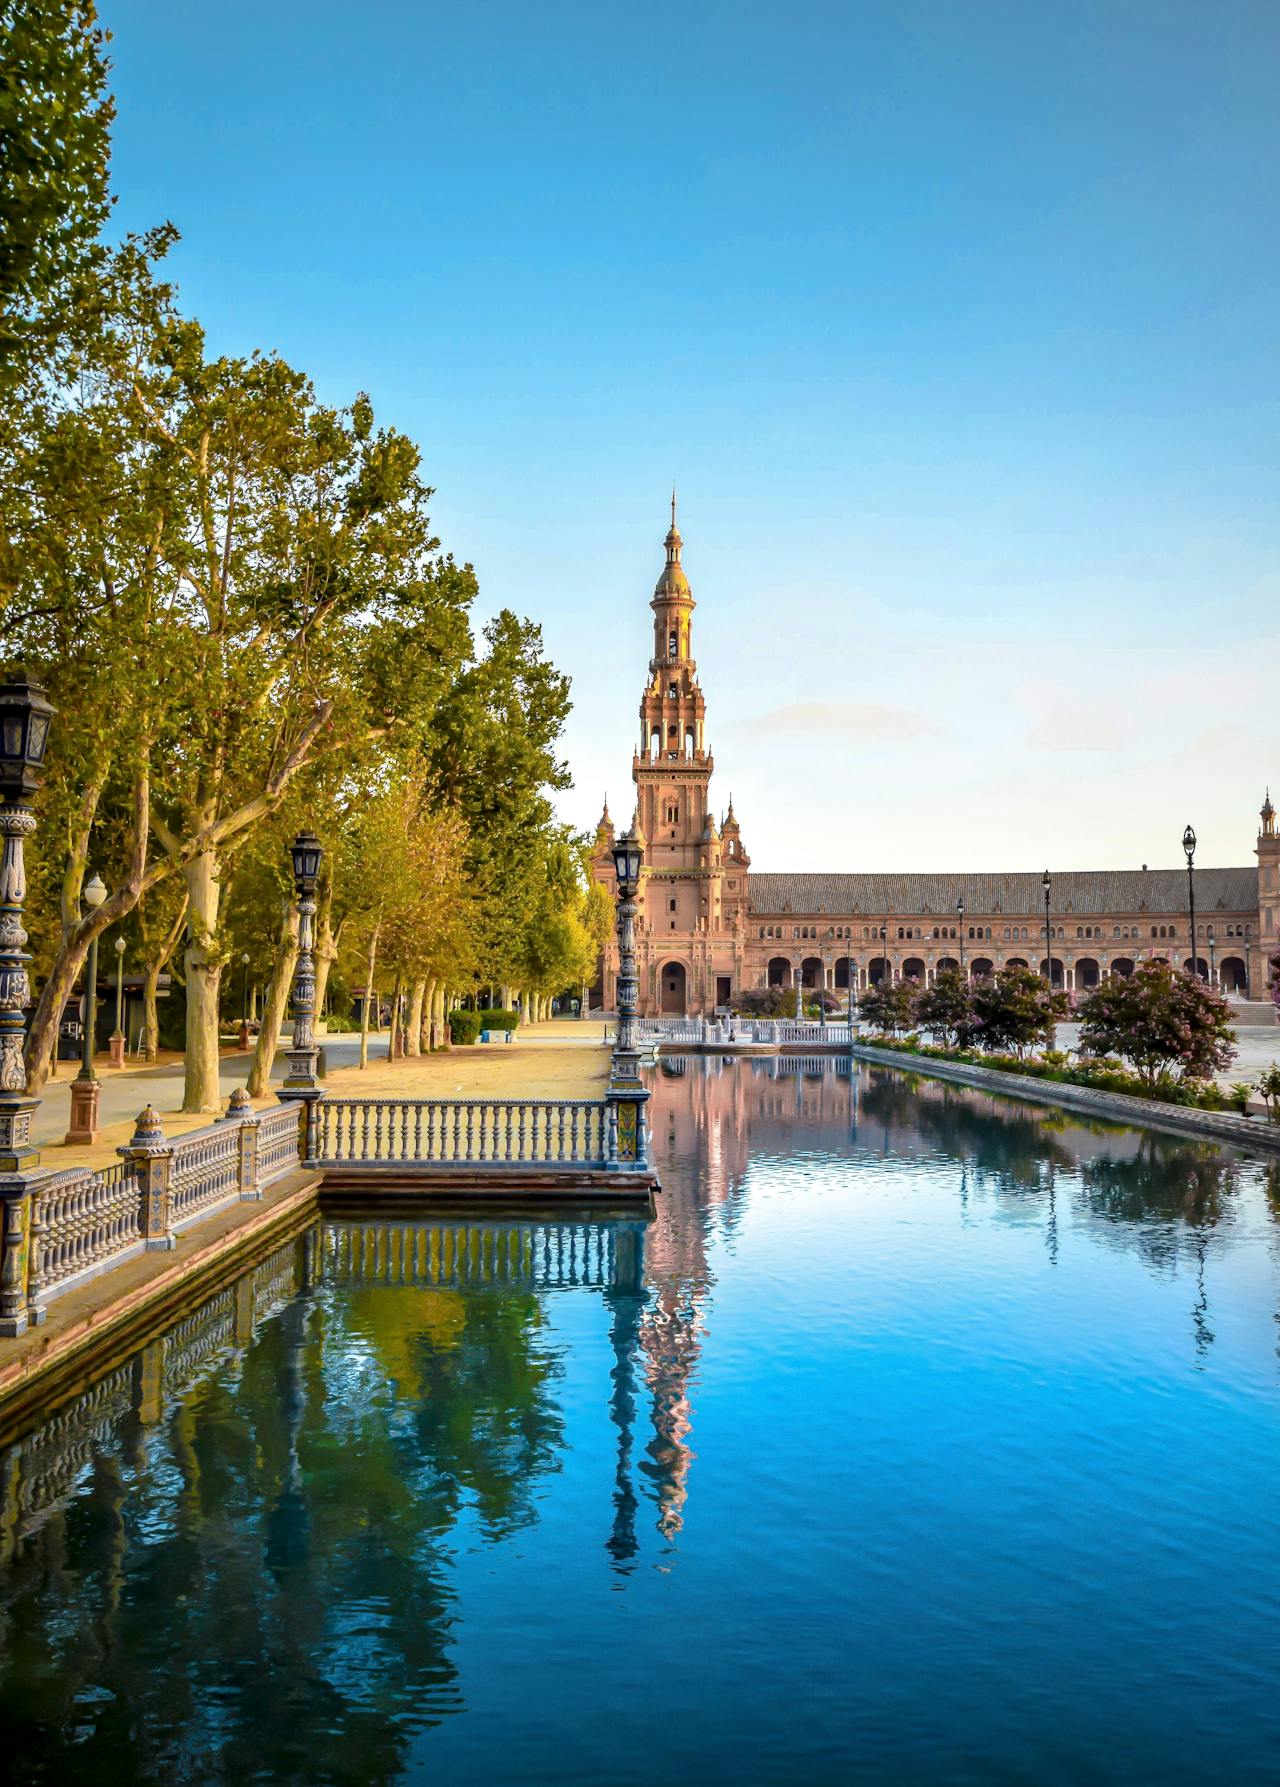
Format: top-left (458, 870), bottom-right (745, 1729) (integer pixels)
top-left (634, 493), bottom-right (712, 867)
top-left (1256, 788), bottom-right (1279, 997)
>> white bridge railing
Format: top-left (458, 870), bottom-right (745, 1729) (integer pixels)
top-left (637, 1016), bottom-right (857, 1047)
top-left (3, 1086), bottom-right (648, 1337)
top-left (313, 1096), bottom-right (614, 1170)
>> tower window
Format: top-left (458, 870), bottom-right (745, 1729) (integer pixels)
top-left (668, 631), bottom-right (678, 658)
top-left (669, 898), bottom-right (677, 912)
top-left (668, 683), bottom-right (678, 698)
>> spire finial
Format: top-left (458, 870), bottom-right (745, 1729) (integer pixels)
top-left (671, 483), bottom-right (677, 532)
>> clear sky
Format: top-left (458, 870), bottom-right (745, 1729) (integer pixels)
top-left (104, 1), bottom-right (1279, 871)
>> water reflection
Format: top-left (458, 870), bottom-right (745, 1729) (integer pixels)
top-left (0, 1060), bottom-right (1278, 1782)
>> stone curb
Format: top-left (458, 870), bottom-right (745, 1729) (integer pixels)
top-left (850, 1043), bottom-right (1280, 1156)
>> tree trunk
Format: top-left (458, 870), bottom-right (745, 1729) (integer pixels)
top-left (182, 846), bottom-right (224, 1113)
top-left (140, 893), bottom-right (189, 1062)
top-left (360, 924), bottom-right (380, 1069)
top-left (313, 883), bottom-right (341, 1018)
top-left (246, 902), bottom-right (299, 1097)
top-left (407, 980), bottom-right (425, 1057)
top-left (390, 972), bottom-right (404, 1058)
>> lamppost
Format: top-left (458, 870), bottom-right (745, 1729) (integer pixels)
top-left (66, 873), bottom-right (107, 1144)
top-left (880, 923), bottom-right (889, 989)
top-left (1183, 824), bottom-right (1199, 977)
top-left (238, 951), bottom-right (251, 1049)
top-left (109, 934), bottom-right (126, 1067)
top-left (1208, 926), bottom-right (1217, 991)
top-left (279, 832), bottom-right (325, 1156)
top-left (0, 671), bottom-right (55, 1336)
top-left (1042, 870), bottom-right (1054, 991)
top-left (607, 821), bottom-right (651, 1171)
top-left (957, 895), bottom-right (966, 981)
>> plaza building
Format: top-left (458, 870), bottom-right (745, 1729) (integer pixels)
top-left (591, 509), bottom-right (1280, 1015)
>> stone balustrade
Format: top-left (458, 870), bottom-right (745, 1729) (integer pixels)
top-left (313, 1095), bottom-right (611, 1169)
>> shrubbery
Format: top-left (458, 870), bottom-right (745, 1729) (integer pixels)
top-left (448, 1010), bottom-right (483, 1045)
top-left (477, 1007), bottom-right (520, 1033)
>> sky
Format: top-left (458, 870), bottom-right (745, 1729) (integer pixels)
top-left (103, 1), bottom-right (1280, 872)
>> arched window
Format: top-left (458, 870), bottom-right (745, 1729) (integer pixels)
top-left (668, 630), bottom-right (678, 658)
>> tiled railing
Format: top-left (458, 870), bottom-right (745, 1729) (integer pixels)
top-left (169, 1123), bottom-right (241, 1229)
top-left (638, 1016), bottom-right (856, 1046)
top-left (314, 1096), bottom-right (611, 1169)
top-left (4, 1093), bottom-right (309, 1333)
top-left (28, 1161), bottom-right (144, 1305)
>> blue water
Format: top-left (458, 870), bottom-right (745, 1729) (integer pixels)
top-left (2, 1057), bottom-right (1279, 1784)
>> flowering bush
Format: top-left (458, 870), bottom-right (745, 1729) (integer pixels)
top-left (1076, 962), bottom-right (1236, 1090)
top-left (970, 965), bottom-right (1069, 1056)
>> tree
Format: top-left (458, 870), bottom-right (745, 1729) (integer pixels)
top-left (1269, 952), bottom-right (1280, 1011)
top-left (1076, 961), bottom-right (1236, 1090)
top-left (971, 965), bottom-right (1067, 1057)
top-left (858, 977), bottom-right (917, 1037)
top-left (1257, 1063), bottom-right (1280, 1122)
top-left (913, 967), bottom-right (975, 1047)
top-left (0, 0), bottom-right (113, 386)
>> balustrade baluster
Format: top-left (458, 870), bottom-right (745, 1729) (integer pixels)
top-left (518, 1103), bottom-right (527, 1161)
top-left (452, 1104), bottom-right (462, 1162)
top-left (557, 1103), bottom-right (566, 1161)
top-left (414, 1103), bottom-right (423, 1158)
top-left (465, 1103), bottom-right (475, 1161)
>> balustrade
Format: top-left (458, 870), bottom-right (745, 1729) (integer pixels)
top-left (169, 1123), bottom-right (242, 1229)
top-left (28, 1161), bottom-right (144, 1307)
top-left (314, 1096), bottom-right (610, 1168)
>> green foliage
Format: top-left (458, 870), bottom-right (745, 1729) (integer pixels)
top-left (1077, 961), bottom-right (1236, 1089)
top-left (477, 1008), bottom-right (519, 1033)
top-left (448, 1010), bottom-right (482, 1045)
top-left (0, 0), bottom-right (113, 384)
top-left (1229, 1082), bottom-right (1254, 1115)
top-left (1257, 1064), bottom-right (1280, 1121)
top-left (913, 967), bottom-right (975, 1047)
top-left (971, 965), bottom-right (1068, 1056)
top-left (858, 978), bottom-right (918, 1037)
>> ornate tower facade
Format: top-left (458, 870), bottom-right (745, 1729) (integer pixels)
top-left (1255, 788), bottom-right (1279, 994)
top-left (590, 503), bottom-right (750, 1016)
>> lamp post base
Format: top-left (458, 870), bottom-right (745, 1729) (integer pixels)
top-left (66, 1076), bottom-right (101, 1145)
top-left (108, 1033), bottom-right (125, 1068)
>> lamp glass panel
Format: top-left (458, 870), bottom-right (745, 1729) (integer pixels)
top-left (1, 717), bottom-right (22, 758)
top-left (26, 714), bottom-right (48, 761)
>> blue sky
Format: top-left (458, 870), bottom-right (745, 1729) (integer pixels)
top-left (105, 1), bottom-right (1279, 870)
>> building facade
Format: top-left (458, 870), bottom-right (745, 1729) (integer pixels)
top-left (591, 512), bottom-right (1279, 1015)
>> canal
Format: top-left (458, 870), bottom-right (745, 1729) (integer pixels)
top-left (2, 1056), bottom-right (1279, 1784)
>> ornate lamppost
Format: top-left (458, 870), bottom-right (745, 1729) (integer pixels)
top-left (66, 872), bottom-right (107, 1144)
top-left (238, 950), bottom-right (251, 1049)
top-left (0, 672), bottom-right (55, 1337)
top-left (109, 933), bottom-right (127, 1067)
top-left (880, 922), bottom-right (889, 989)
top-left (1042, 870), bottom-right (1054, 991)
top-left (1208, 926), bottom-right (1216, 991)
top-left (1183, 824), bottom-right (1199, 977)
top-left (957, 895), bottom-right (966, 981)
top-left (279, 832), bottom-right (325, 1154)
top-left (607, 821), bottom-right (650, 1170)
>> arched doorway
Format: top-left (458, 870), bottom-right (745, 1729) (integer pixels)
top-left (902, 957), bottom-right (926, 983)
top-left (1076, 957), bottom-right (1100, 991)
top-left (1220, 955), bottom-right (1247, 993)
top-left (660, 962), bottom-right (687, 1013)
top-left (1184, 955), bottom-right (1209, 977)
top-left (767, 956), bottom-right (791, 988)
top-left (868, 959), bottom-right (891, 986)
top-left (971, 957), bottom-right (994, 978)
top-left (1007, 956), bottom-right (1028, 970)
top-left (1109, 957), bottom-right (1134, 977)
top-left (1039, 958), bottom-right (1065, 988)
top-left (801, 956), bottom-right (824, 989)
top-left (936, 956), bottom-right (959, 975)
top-left (834, 958), bottom-right (857, 989)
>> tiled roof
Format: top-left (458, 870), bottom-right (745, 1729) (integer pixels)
top-left (748, 867), bottom-right (1258, 918)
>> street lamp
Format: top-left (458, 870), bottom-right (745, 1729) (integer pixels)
top-left (606, 820), bottom-right (651, 1170)
top-left (66, 872), bottom-right (107, 1143)
top-left (282, 831), bottom-right (324, 1104)
top-left (1208, 926), bottom-right (1216, 991)
top-left (1042, 870), bottom-right (1053, 991)
top-left (957, 895), bottom-right (966, 981)
top-left (1183, 824), bottom-right (1199, 978)
top-left (238, 950), bottom-right (252, 1049)
top-left (0, 673), bottom-right (53, 1166)
top-left (109, 933), bottom-right (126, 1067)
top-left (0, 671), bottom-right (54, 1335)
top-left (880, 922), bottom-right (889, 989)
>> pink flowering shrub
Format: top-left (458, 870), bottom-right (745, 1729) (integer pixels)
top-left (1076, 961), bottom-right (1236, 1090)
